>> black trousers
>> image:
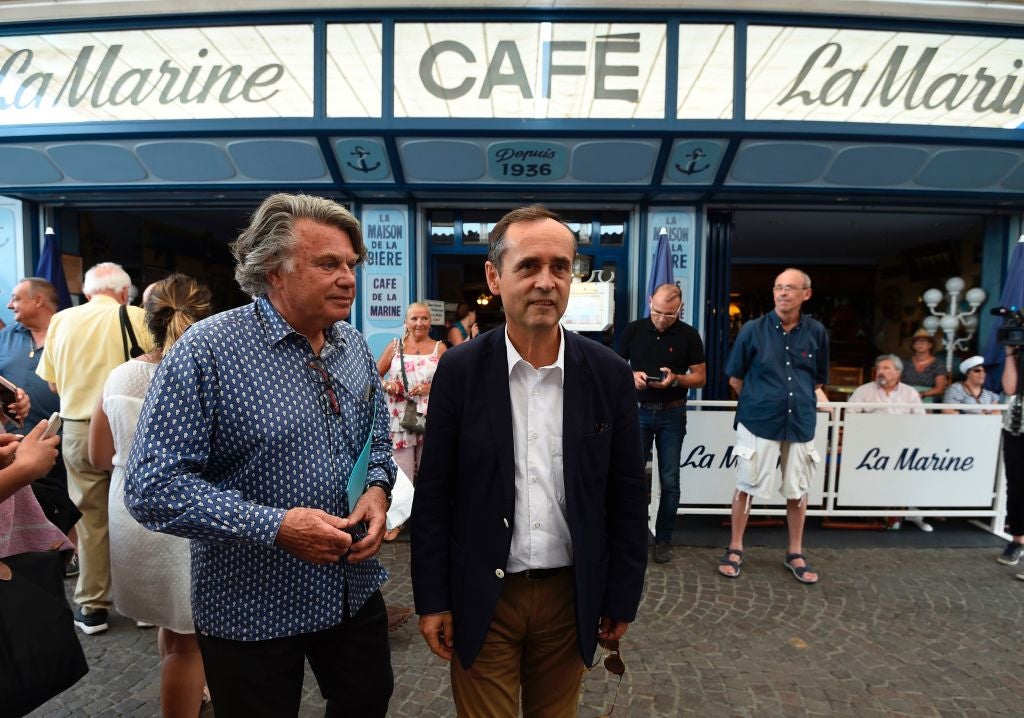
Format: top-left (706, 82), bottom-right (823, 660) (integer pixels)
top-left (196, 590), bottom-right (393, 718)
top-left (1003, 431), bottom-right (1024, 537)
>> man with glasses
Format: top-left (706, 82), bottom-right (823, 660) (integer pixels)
top-left (721, 268), bottom-right (828, 585)
top-left (412, 205), bottom-right (647, 717)
top-left (619, 283), bottom-right (706, 564)
top-left (126, 193), bottom-right (396, 717)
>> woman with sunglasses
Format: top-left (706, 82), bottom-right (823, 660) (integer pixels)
top-left (941, 355), bottom-right (999, 415)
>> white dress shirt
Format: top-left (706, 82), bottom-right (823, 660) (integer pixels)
top-left (504, 326), bottom-right (573, 573)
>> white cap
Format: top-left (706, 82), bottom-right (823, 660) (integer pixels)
top-left (959, 355), bottom-right (984, 374)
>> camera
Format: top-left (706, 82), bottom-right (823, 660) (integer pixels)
top-left (992, 306), bottom-right (1024, 347)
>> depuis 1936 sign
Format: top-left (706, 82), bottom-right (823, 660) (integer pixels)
top-left (486, 141), bottom-right (568, 181)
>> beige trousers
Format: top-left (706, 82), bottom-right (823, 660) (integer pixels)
top-left (63, 420), bottom-right (113, 612)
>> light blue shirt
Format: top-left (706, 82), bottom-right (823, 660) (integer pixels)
top-left (126, 297), bottom-right (395, 640)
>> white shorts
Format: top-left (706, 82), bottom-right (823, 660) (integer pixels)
top-left (733, 422), bottom-right (820, 501)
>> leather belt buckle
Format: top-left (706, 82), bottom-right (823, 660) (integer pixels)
top-left (639, 401), bottom-right (664, 410)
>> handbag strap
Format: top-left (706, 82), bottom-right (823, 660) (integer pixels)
top-left (397, 337), bottom-right (412, 393)
top-left (120, 305), bottom-right (143, 360)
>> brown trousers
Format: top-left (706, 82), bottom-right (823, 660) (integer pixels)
top-left (451, 570), bottom-right (585, 718)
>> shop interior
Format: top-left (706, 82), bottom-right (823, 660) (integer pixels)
top-left (728, 208), bottom-right (988, 395)
top-left (49, 203), bottom-right (992, 388)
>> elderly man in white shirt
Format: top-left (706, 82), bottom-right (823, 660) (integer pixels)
top-left (848, 354), bottom-right (925, 415)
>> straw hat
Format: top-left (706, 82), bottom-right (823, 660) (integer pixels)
top-left (911, 328), bottom-right (935, 344)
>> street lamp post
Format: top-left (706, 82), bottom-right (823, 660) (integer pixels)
top-left (921, 277), bottom-right (987, 376)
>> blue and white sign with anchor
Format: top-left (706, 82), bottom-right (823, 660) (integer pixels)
top-left (335, 139), bottom-right (392, 182)
top-left (664, 140), bottom-right (725, 184)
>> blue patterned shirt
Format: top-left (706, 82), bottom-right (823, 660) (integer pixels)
top-left (125, 297), bottom-right (395, 641)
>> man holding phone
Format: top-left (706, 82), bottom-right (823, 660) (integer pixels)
top-left (126, 194), bottom-right (396, 717)
top-left (619, 283), bottom-right (706, 564)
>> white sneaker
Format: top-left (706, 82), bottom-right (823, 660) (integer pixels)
top-left (906, 516), bottom-right (933, 533)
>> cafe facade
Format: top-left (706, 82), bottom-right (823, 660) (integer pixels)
top-left (2, 0), bottom-right (1024, 398)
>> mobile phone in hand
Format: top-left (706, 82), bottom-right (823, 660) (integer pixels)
top-left (42, 411), bottom-right (63, 438)
top-left (0, 376), bottom-right (22, 428)
top-left (644, 372), bottom-right (667, 384)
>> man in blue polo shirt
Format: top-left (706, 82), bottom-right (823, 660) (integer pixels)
top-left (720, 268), bottom-right (828, 585)
top-left (0, 278), bottom-right (80, 539)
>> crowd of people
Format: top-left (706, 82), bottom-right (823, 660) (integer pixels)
top-left (1, 194), bottom-right (1021, 718)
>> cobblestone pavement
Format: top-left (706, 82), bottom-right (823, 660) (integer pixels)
top-left (30, 541), bottom-right (1024, 717)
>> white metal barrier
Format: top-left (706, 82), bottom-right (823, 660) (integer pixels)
top-left (651, 400), bottom-right (1009, 539)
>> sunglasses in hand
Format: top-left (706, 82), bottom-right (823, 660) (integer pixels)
top-left (591, 637), bottom-right (625, 717)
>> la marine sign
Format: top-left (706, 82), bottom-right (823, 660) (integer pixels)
top-left (1, 21), bottom-right (1023, 128)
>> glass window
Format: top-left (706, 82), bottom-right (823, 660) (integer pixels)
top-left (429, 211), bottom-right (454, 244)
top-left (562, 213), bottom-right (592, 245)
top-left (598, 212), bottom-right (626, 246)
top-left (462, 211), bottom-right (501, 244)
top-left (462, 220), bottom-right (482, 244)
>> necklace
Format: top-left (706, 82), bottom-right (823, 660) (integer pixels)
top-left (29, 338), bottom-right (40, 359)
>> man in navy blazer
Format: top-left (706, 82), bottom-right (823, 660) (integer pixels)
top-left (411, 205), bottom-right (648, 717)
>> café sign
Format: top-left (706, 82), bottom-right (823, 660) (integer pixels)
top-left (747, 25), bottom-right (1024, 128)
top-left (392, 22), bottom-right (666, 119)
top-left (0, 26), bottom-right (314, 124)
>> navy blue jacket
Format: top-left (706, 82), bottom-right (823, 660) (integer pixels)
top-left (411, 326), bottom-right (648, 669)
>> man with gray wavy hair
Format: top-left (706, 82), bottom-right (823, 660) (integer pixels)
top-left (848, 354), bottom-right (924, 415)
top-left (37, 260), bottom-right (154, 635)
top-left (127, 193), bottom-right (396, 716)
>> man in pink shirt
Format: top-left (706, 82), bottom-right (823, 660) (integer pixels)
top-left (848, 355), bottom-right (925, 415)
top-left (848, 354), bottom-right (931, 531)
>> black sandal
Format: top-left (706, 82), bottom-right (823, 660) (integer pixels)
top-left (717, 548), bottom-right (744, 578)
top-left (784, 553), bottom-right (819, 584)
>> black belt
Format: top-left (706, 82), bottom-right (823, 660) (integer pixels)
top-left (510, 567), bottom-right (570, 581)
top-left (638, 399), bottom-right (687, 411)
top-left (60, 417), bottom-right (90, 422)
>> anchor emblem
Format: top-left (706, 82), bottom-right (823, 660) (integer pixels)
top-left (675, 148), bottom-right (710, 176)
top-left (346, 145), bottom-right (381, 173)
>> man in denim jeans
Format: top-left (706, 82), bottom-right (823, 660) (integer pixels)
top-left (619, 283), bottom-right (706, 563)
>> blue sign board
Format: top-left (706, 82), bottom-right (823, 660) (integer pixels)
top-left (360, 205), bottom-right (410, 358)
top-left (486, 141), bottom-right (569, 181)
top-left (664, 140), bottom-right (725, 184)
top-left (336, 139), bottom-right (392, 182)
top-left (645, 209), bottom-right (696, 323)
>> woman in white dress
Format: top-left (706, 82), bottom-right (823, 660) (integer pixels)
top-left (89, 274), bottom-right (211, 718)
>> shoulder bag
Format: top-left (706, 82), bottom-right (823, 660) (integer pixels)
top-left (397, 339), bottom-right (426, 434)
top-left (0, 550), bottom-right (89, 716)
top-left (119, 305), bottom-right (144, 361)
